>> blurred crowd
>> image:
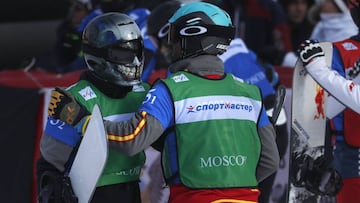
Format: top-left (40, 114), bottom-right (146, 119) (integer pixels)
top-left (6, 0), bottom-right (358, 83)
top-left (5, 0), bottom-right (357, 85)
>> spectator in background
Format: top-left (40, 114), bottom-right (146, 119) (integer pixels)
top-left (24, 0), bottom-right (150, 74)
top-left (280, 0), bottom-right (316, 52)
top-left (142, 0), bottom-right (182, 84)
top-left (22, 0), bottom-right (91, 73)
top-left (310, 0), bottom-right (358, 42)
top-left (203, 0), bottom-right (298, 98)
top-left (207, 0), bottom-right (298, 67)
top-left (221, 0), bottom-right (292, 52)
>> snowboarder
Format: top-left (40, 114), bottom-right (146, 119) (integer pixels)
top-left (298, 1), bottom-right (360, 202)
top-left (36, 12), bottom-right (149, 203)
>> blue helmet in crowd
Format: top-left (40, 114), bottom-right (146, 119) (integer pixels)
top-left (82, 12), bottom-right (144, 86)
top-left (168, 2), bottom-right (235, 62)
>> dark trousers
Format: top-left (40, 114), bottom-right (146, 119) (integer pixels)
top-left (91, 181), bottom-right (141, 203)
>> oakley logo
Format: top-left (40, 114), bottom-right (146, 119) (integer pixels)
top-left (179, 26), bottom-right (207, 37)
top-left (158, 23), bottom-right (170, 39)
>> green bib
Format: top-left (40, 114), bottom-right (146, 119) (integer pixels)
top-left (162, 72), bottom-right (262, 188)
top-left (67, 80), bottom-right (149, 186)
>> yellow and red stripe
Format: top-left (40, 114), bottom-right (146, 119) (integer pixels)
top-left (107, 111), bottom-right (147, 142)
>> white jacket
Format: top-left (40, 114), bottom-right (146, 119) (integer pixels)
top-left (306, 57), bottom-right (360, 115)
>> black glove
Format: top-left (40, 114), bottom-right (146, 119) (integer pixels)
top-left (38, 171), bottom-right (78, 203)
top-left (298, 40), bottom-right (325, 66)
top-left (48, 87), bottom-right (89, 126)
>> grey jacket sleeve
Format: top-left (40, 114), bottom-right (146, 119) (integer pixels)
top-left (105, 111), bottom-right (165, 156)
top-left (40, 132), bottom-right (75, 172)
top-left (256, 123), bottom-right (280, 182)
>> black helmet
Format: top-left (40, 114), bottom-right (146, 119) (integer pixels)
top-left (168, 2), bottom-right (235, 62)
top-left (146, 1), bottom-right (182, 40)
top-left (82, 12), bottom-right (144, 86)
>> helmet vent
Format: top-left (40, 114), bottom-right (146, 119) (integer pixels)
top-left (117, 21), bottom-right (135, 26)
top-left (186, 17), bottom-right (202, 24)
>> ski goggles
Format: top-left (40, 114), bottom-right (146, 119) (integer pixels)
top-left (83, 39), bottom-right (143, 65)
